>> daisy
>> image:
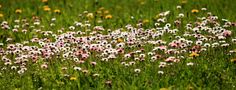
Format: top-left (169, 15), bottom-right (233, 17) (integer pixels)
top-left (134, 69), bottom-right (141, 73)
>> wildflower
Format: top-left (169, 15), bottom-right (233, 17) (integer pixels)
top-left (93, 74), bottom-right (100, 77)
top-left (223, 30), bottom-right (232, 37)
top-left (0, 13), bottom-right (3, 18)
top-left (231, 58), bottom-right (236, 63)
top-left (178, 13), bottom-right (184, 18)
top-left (11, 66), bottom-right (17, 70)
top-left (117, 38), bottom-right (123, 43)
top-left (43, 6), bottom-right (51, 11)
top-left (160, 88), bottom-right (169, 90)
top-left (4, 62), bottom-right (12, 65)
top-left (124, 63), bottom-right (129, 67)
top-left (91, 62), bottom-right (97, 66)
top-left (195, 40), bottom-right (203, 46)
top-left (221, 43), bottom-right (229, 47)
top-left (86, 13), bottom-right (94, 19)
top-left (129, 61), bottom-right (135, 65)
top-left (201, 8), bottom-right (207, 11)
top-left (187, 62), bottom-right (194, 66)
top-left (15, 9), bottom-right (22, 14)
top-left (181, 0), bottom-right (187, 4)
top-left (189, 52), bottom-right (199, 57)
top-left (232, 39), bottom-right (236, 43)
top-left (41, 63), bottom-right (48, 69)
top-left (176, 5), bottom-right (182, 9)
top-left (143, 19), bottom-right (149, 23)
top-left (69, 26), bottom-right (75, 30)
top-left (105, 14), bottom-right (112, 19)
top-left (105, 80), bottom-right (112, 86)
top-left (139, 54), bottom-right (146, 58)
top-left (104, 10), bottom-right (109, 14)
top-left (203, 43), bottom-right (211, 47)
top-left (191, 9), bottom-right (199, 13)
top-left (70, 76), bottom-right (77, 80)
top-left (82, 70), bottom-right (89, 74)
top-left (158, 71), bottom-right (164, 74)
top-left (159, 62), bottom-right (167, 68)
top-left (41, 0), bottom-right (48, 3)
top-left (54, 9), bottom-right (61, 14)
top-left (134, 69), bottom-right (141, 73)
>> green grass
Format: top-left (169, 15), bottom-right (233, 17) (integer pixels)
top-left (0, 0), bottom-right (236, 89)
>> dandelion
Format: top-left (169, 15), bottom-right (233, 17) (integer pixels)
top-left (70, 76), bottom-right (77, 80)
top-left (43, 6), bottom-right (51, 11)
top-left (189, 52), bottom-right (199, 57)
top-left (54, 9), bottom-right (61, 14)
top-left (191, 9), bottom-right (199, 13)
top-left (0, 13), bottom-right (3, 18)
top-left (41, 0), bottom-right (48, 3)
top-left (104, 10), bottom-right (109, 14)
top-left (181, 0), bottom-right (187, 4)
top-left (105, 14), bottom-right (112, 19)
top-left (117, 38), bottom-right (123, 43)
top-left (143, 19), bottom-right (149, 24)
top-left (231, 58), bottom-right (236, 63)
top-left (86, 13), bottom-right (94, 19)
top-left (15, 9), bottom-right (22, 14)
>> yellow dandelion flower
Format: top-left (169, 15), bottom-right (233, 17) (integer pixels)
top-left (15, 9), bottom-right (22, 14)
top-left (70, 76), bottom-right (77, 80)
top-left (0, 5), bottom-right (2, 8)
top-left (140, 1), bottom-right (146, 5)
top-left (181, 0), bottom-right (187, 4)
top-left (41, 0), bottom-right (48, 3)
top-left (0, 13), bottom-right (3, 18)
top-left (43, 6), bottom-right (51, 11)
top-left (96, 10), bottom-right (102, 14)
top-left (143, 19), bottom-right (149, 23)
top-left (155, 14), bottom-right (160, 19)
top-left (99, 7), bottom-right (105, 11)
top-left (43, 5), bottom-right (49, 8)
top-left (104, 10), bottom-right (109, 14)
top-left (160, 88), bottom-right (169, 90)
top-left (230, 58), bottom-right (236, 63)
top-left (189, 52), bottom-right (199, 57)
top-left (117, 38), bottom-right (123, 43)
top-left (54, 9), bottom-right (61, 14)
top-left (191, 9), bottom-right (199, 13)
top-left (86, 13), bottom-right (94, 19)
top-left (105, 14), bottom-right (112, 19)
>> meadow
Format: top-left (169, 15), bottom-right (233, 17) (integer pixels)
top-left (0, 0), bottom-right (236, 89)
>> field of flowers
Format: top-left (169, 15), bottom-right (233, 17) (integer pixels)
top-left (0, 0), bottom-right (236, 89)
